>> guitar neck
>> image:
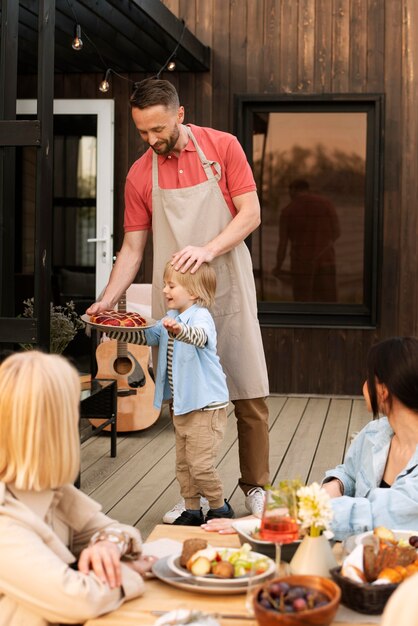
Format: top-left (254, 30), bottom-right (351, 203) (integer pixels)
top-left (118, 292), bottom-right (127, 314)
top-left (117, 292), bottom-right (127, 357)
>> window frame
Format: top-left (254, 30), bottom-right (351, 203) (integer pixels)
top-left (235, 93), bottom-right (384, 328)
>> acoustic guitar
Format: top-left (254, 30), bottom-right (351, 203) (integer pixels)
top-left (93, 291), bottom-right (160, 431)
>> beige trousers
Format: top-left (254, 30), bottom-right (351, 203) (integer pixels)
top-left (173, 408), bottom-right (227, 510)
top-left (233, 397), bottom-right (270, 494)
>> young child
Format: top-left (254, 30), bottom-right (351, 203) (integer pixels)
top-left (107, 261), bottom-right (233, 526)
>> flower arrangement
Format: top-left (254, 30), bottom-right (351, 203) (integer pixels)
top-left (296, 481), bottom-right (334, 537)
top-left (20, 298), bottom-right (85, 354)
top-left (265, 479), bottom-right (302, 518)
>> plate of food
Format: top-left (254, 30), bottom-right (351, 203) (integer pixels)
top-left (163, 538), bottom-right (275, 588)
top-left (152, 557), bottom-right (250, 595)
top-left (331, 526), bottom-right (418, 614)
top-left (231, 518), bottom-right (301, 562)
top-left (81, 311), bottom-right (157, 331)
top-left (344, 527), bottom-right (418, 554)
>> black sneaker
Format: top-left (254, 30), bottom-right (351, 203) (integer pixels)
top-left (205, 500), bottom-right (235, 522)
top-left (172, 509), bottom-right (205, 526)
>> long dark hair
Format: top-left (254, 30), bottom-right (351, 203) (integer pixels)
top-left (366, 336), bottom-right (418, 417)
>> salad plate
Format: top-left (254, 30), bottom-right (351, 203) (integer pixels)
top-left (153, 552), bottom-right (275, 595)
top-left (166, 546), bottom-right (275, 587)
top-left (153, 557), bottom-right (249, 594)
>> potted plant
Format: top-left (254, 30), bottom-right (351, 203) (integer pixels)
top-left (20, 298), bottom-right (85, 354)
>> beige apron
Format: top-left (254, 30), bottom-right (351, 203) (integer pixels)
top-left (151, 126), bottom-right (269, 400)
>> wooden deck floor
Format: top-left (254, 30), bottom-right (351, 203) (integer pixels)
top-left (80, 394), bottom-right (369, 540)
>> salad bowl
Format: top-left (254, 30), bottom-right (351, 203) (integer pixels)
top-left (232, 518), bottom-right (301, 562)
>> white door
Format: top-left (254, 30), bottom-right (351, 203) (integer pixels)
top-left (16, 99), bottom-right (114, 298)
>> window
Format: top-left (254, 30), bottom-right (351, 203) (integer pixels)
top-left (235, 95), bottom-right (383, 327)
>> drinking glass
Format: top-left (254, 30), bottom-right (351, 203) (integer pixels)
top-left (259, 485), bottom-right (299, 572)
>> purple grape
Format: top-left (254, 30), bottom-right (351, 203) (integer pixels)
top-left (286, 586), bottom-right (309, 602)
top-left (293, 598), bottom-right (308, 612)
top-left (268, 581), bottom-right (290, 597)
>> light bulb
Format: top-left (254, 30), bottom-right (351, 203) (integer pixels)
top-left (167, 60), bottom-right (176, 71)
top-left (99, 70), bottom-right (111, 93)
top-left (72, 24), bottom-right (83, 51)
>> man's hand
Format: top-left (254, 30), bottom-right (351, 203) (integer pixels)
top-left (162, 317), bottom-right (182, 335)
top-left (78, 541), bottom-right (122, 589)
top-left (171, 246), bottom-right (215, 274)
top-left (86, 300), bottom-right (115, 316)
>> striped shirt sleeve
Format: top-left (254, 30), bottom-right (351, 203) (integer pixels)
top-left (169, 323), bottom-right (207, 348)
top-left (104, 329), bottom-right (147, 345)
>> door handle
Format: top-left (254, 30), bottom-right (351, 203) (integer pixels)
top-left (87, 225), bottom-right (111, 263)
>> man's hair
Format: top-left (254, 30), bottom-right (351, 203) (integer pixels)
top-left (130, 78), bottom-right (180, 111)
top-left (0, 351), bottom-right (81, 490)
top-left (163, 261), bottom-right (217, 308)
top-left (366, 336), bottom-right (418, 417)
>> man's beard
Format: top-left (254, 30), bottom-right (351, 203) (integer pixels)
top-left (151, 126), bottom-right (180, 155)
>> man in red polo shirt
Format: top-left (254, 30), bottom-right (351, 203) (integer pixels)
top-left (87, 79), bottom-right (270, 522)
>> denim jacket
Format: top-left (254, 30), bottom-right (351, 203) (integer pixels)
top-left (143, 305), bottom-right (228, 416)
top-left (323, 416), bottom-right (418, 540)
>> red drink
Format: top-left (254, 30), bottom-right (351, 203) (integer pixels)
top-left (260, 515), bottom-right (299, 543)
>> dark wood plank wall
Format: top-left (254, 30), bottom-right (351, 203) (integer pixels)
top-left (159, 0), bottom-right (417, 396)
top-left (17, 0), bottom-right (418, 395)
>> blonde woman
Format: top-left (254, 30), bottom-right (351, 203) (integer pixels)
top-left (107, 261), bottom-right (233, 526)
top-left (0, 351), bottom-right (154, 626)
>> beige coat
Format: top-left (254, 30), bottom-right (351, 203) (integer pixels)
top-left (381, 572), bottom-right (418, 626)
top-left (0, 482), bottom-right (145, 626)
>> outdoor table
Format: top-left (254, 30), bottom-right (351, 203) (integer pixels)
top-left (83, 525), bottom-right (380, 626)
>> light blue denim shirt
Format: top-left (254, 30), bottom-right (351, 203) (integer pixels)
top-left (143, 304), bottom-right (228, 416)
top-left (323, 416), bottom-right (418, 540)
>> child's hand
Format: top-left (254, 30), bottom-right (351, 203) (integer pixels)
top-left (162, 317), bottom-right (181, 335)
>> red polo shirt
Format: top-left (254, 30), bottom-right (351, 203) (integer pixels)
top-left (124, 124), bottom-right (257, 232)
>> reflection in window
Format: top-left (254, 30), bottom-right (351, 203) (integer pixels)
top-left (252, 112), bottom-right (366, 305)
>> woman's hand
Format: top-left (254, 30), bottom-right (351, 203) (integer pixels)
top-left (322, 479), bottom-right (343, 498)
top-left (124, 555), bottom-right (158, 576)
top-left (201, 518), bottom-right (238, 534)
top-left (78, 541), bottom-right (122, 589)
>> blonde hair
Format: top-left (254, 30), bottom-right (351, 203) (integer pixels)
top-left (0, 351), bottom-right (81, 490)
top-left (163, 262), bottom-right (217, 308)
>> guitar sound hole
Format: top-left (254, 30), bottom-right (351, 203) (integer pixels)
top-left (114, 357), bottom-right (132, 375)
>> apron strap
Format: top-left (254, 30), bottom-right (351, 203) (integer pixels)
top-left (185, 126), bottom-right (221, 181)
top-left (151, 126), bottom-right (222, 188)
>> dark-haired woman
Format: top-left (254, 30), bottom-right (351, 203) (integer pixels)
top-left (322, 336), bottom-right (418, 540)
top-left (203, 337), bottom-right (418, 539)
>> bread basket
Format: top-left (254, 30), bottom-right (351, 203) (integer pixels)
top-left (330, 566), bottom-right (398, 614)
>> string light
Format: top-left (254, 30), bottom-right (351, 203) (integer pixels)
top-left (72, 24), bottom-right (83, 50)
top-left (66, 0), bottom-right (187, 93)
top-left (156, 21), bottom-right (186, 78)
top-left (99, 69), bottom-right (111, 93)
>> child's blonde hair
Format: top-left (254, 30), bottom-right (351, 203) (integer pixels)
top-left (163, 261), bottom-right (217, 308)
top-left (0, 351), bottom-right (81, 490)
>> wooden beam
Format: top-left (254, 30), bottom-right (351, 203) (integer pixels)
top-left (34, 0), bottom-right (55, 351)
top-left (0, 120), bottom-right (41, 145)
top-left (129, 0), bottom-right (210, 70)
top-left (0, 0), bottom-right (19, 320)
top-left (0, 319), bottom-right (37, 344)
